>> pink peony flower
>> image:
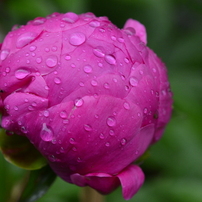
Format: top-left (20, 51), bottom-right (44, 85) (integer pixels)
top-left (0, 12), bottom-right (172, 200)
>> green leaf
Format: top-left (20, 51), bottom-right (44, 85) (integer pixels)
top-left (18, 165), bottom-right (57, 202)
top-left (0, 129), bottom-right (47, 170)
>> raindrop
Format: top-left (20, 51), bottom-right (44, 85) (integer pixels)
top-left (45, 48), bottom-right (50, 52)
top-left (54, 77), bottom-right (61, 84)
top-left (144, 108), bottom-right (148, 114)
top-left (16, 32), bottom-right (38, 48)
top-left (121, 138), bottom-right (127, 146)
top-left (124, 58), bottom-right (130, 63)
top-left (72, 147), bottom-right (77, 152)
top-left (129, 77), bottom-right (138, 87)
top-left (91, 80), bottom-right (97, 86)
top-left (62, 12), bottom-right (79, 23)
top-left (60, 147), bottom-right (65, 153)
top-left (107, 117), bottom-right (116, 127)
top-left (123, 102), bottom-right (130, 110)
top-left (14, 106), bottom-right (19, 111)
top-left (89, 20), bottom-right (101, 27)
top-left (83, 65), bottom-right (92, 73)
top-left (60, 111), bottom-right (67, 119)
top-left (52, 139), bottom-right (57, 144)
top-left (84, 124), bottom-right (92, 132)
top-left (69, 138), bottom-right (75, 144)
top-left (69, 32), bottom-right (86, 46)
top-left (105, 55), bottom-right (116, 65)
top-left (104, 83), bottom-right (109, 89)
top-left (40, 123), bottom-right (54, 141)
top-left (43, 110), bottom-right (49, 117)
top-left (65, 54), bottom-right (71, 60)
top-left (46, 55), bottom-right (58, 67)
top-left (29, 45), bottom-right (37, 52)
top-left (0, 49), bottom-right (10, 60)
top-left (15, 69), bottom-right (30, 79)
top-left (5, 67), bottom-right (10, 73)
top-left (99, 133), bottom-right (105, 139)
top-left (36, 57), bottom-right (42, 64)
top-left (109, 130), bottom-right (115, 136)
top-left (32, 17), bottom-right (46, 25)
top-left (111, 35), bottom-right (116, 41)
top-left (105, 142), bottom-right (110, 147)
top-left (77, 157), bottom-right (82, 162)
top-left (123, 27), bottom-right (136, 36)
top-left (75, 98), bottom-right (84, 107)
top-left (118, 37), bottom-right (124, 43)
top-left (48, 155), bottom-right (56, 162)
top-left (93, 47), bottom-right (105, 58)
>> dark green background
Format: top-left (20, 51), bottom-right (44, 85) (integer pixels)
top-left (0, 0), bottom-right (202, 201)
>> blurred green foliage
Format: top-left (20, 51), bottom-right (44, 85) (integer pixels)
top-left (0, 0), bottom-right (202, 201)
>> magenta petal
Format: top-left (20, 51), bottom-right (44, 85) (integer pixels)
top-left (70, 172), bottom-right (120, 194)
top-left (118, 164), bottom-right (145, 200)
top-left (124, 19), bottom-right (147, 44)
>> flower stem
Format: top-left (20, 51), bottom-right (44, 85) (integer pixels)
top-left (80, 187), bottom-right (105, 202)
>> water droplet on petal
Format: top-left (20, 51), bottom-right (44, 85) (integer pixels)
top-left (69, 137), bottom-right (75, 144)
top-left (109, 130), bottom-right (115, 136)
top-left (105, 54), bottom-right (116, 65)
top-left (84, 124), bottom-right (92, 132)
top-left (105, 142), bottom-right (110, 147)
top-left (65, 54), bottom-right (71, 60)
top-left (69, 32), bottom-right (86, 46)
top-left (29, 45), bottom-right (37, 52)
top-left (40, 123), bottom-right (54, 141)
top-left (111, 35), bottom-right (116, 41)
top-left (91, 80), bottom-right (98, 86)
top-left (32, 17), bottom-right (46, 25)
top-left (129, 77), bottom-right (138, 87)
top-left (5, 67), bottom-right (10, 73)
top-left (0, 49), bottom-right (10, 60)
top-left (93, 47), bottom-right (105, 58)
top-left (75, 98), bottom-right (84, 107)
top-left (99, 133), bottom-right (105, 139)
top-left (144, 108), bottom-right (148, 114)
top-left (60, 111), bottom-right (67, 118)
top-left (43, 110), bottom-right (49, 117)
top-left (83, 65), bottom-right (92, 73)
top-left (121, 138), bottom-right (127, 146)
top-left (62, 12), bottom-right (79, 23)
top-left (54, 77), bottom-right (61, 84)
top-left (36, 57), bottom-right (42, 64)
top-left (123, 102), bottom-right (130, 110)
top-left (89, 20), bottom-right (101, 27)
top-left (46, 55), bottom-right (58, 67)
top-left (15, 69), bottom-right (30, 79)
top-left (104, 83), bottom-right (110, 89)
top-left (16, 32), bottom-right (38, 48)
top-left (123, 27), bottom-right (136, 36)
top-left (118, 37), bottom-right (124, 43)
top-left (107, 117), bottom-right (116, 127)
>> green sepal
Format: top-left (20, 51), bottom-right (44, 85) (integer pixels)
top-left (0, 128), bottom-right (47, 170)
top-left (18, 165), bottom-right (57, 202)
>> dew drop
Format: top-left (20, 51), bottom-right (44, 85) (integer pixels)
top-left (16, 32), bottom-right (38, 48)
top-left (15, 69), bottom-right (30, 79)
top-left (60, 147), bottom-right (65, 153)
top-left (107, 117), bottom-right (116, 127)
top-left (105, 142), bottom-right (110, 147)
top-left (49, 155), bottom-right (56, 162)
top-left (111, 35), bottom-right (116, 41)
top-left (0, 49), bottom-right (10, 60)
top-left (77, 157), bottom-right (82, 162)
top-left (69, 32), bottom-right (86, 46)
top-left (43, 110), bottom-right (49, 117)
top-left (89, 20), bottom-right (101, 27)
top-left (99, 133), bottom-right (105, 139)
top-left (84, 124), bottom-right (92, 132)
top-left (60, 111), bottom-right (67, 119)
top-left (121, 138), bottom-right (127, 146)
top-left (32, 17), bottom-right (46, 25)
top-left (14, 106), bottom-right (19, 111)
top-left (123, 102), bottom-right (130, 110)
top-left (75, 98), bottom-right (84, 107)
top-left (29, 45), bottom-right (37, 52)
top-left (62, 12), bottom-right (79, 23)
top-left (83, 65), bottom-right (92, 73)
top-left (40, 123), bottom-right (54, 141)
top-left (123, 27), bottom-right (136, 36)
top-left (91, 80), bottom-right (98, 86)
top-left (118, 37), bottom-right (124, 43)
top-left (105, 55), bottom-right (116, 65)
top-left (129, 77), bottom-right (138, 87)
top-left (93, 47), bottom-right (105, 58)
top-left (109, 130), bottom-right (115, 136)
top-left (72, 147), bottom-right (77, 152)
top-left (36, 57), bottom-right (42, 64)
top-left (104, 83), bottom-right (110, 89)
top-left (5, 67), bottom-right (10, 73)
top-left (65, 54), bottom-right (71, 60)
top-left (46, 55), bottom-right (58, 67)
top-left (144, 108), bottom-right (148, 114)
top-left (54, 77), bottom-right (61, 84)
top-left (69, 138), bottom-right (75, 144)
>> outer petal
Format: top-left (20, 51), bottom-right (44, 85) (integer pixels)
top-left (124, 19), bottom-right (147, 44)
top-left (117, 164), bottom-right (145, 200)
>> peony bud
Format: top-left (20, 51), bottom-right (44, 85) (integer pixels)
top-left (0, 12), bottom-right (172, 200)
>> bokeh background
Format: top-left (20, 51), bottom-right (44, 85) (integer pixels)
top-left (0, 0), bottom-right (202, 201)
